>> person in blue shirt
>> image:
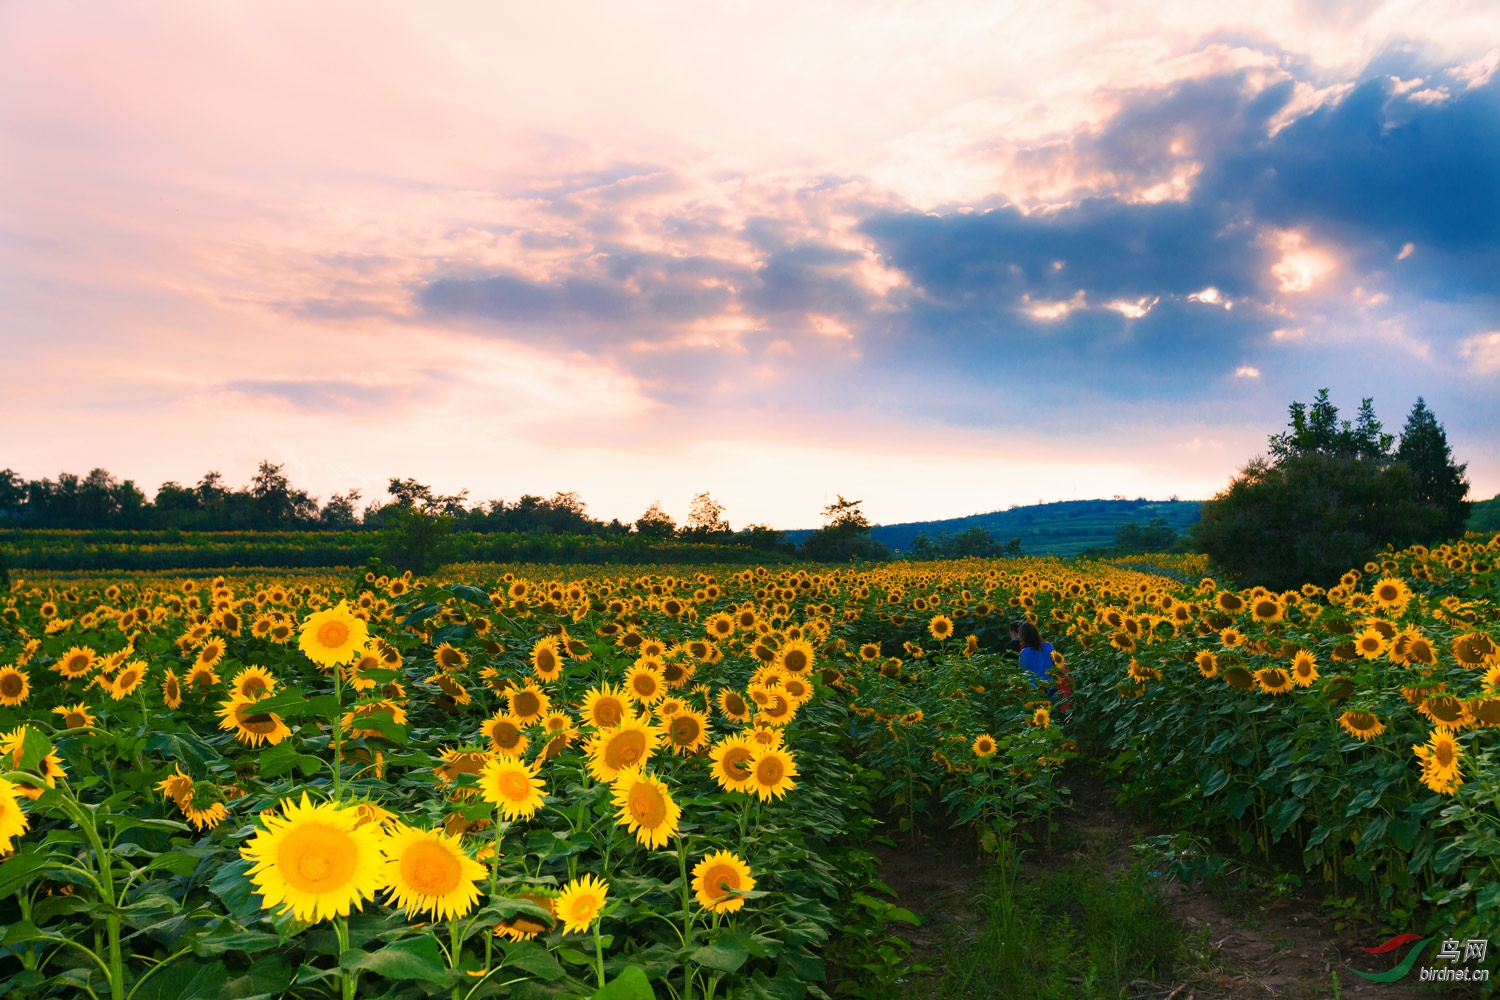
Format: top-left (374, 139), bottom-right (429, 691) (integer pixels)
top-left (1016, 621), bottom-right (1055, 686)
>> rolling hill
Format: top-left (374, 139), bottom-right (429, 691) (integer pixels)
top-left (784, 498), bottom-right (1204, 556)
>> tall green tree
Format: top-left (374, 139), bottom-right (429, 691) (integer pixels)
top-left (1192, 391), bottom-right (1455, 590)
top-left (1395, 397), bottom-right (1471, 539)
top-left (800, 495), bottom-right (890, 562)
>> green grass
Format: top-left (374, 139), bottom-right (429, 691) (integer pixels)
top-left (919, 841), bottom-right (1181, 999)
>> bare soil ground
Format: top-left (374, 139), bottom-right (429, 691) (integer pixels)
top-left (873, 771), bottom-right (1470, 999)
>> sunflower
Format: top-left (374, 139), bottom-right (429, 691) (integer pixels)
top-left (1289, 650), bottom-right (1318, 687)
top-left (1371, 576), bottom-right (1412, 612)
top-left (52, 703), bottom-right (95, 730)
top-left (1418, 695), bottom-right (1471, 728)
top-left (480, 713), bottom-right (530, 758)
top-left (493, 891), bottom-right (557, 941)
top-left (53, 646), bottom-right (96, 680)
top-left (0, 667), bottom-right (29, 707)
top-left (507, 684), bottom-right (550, 723)
top-left (426, 668), bottom-right (471, 707)
top-left (1222, 664), bottom-right (1255, 691)
top-left (241, 794), bottom-right (388, 923)
top-left (858, 642), bottom-right (881, 662)
top-left (705, 613), bottom-right (735, 640)
top-left (1250, 597), bottom-right (1283, 622)
top-left (623, 663), bottom-right (666, 705)
top-left (381, 823), bottom-right (486, 921)
top-left (586, 721), bottom-right (659, 782)
top-left (693, 850), bottom-right (755, 913)
top-left (0, 778), bottom-right (30, 852)
top-left (432, 643), bottom-right (468, 672)
top-left (217, 699), bottom-right (292, 747)
top-left (156, 765), bottom-right (194, 806)
top-left (747, 747), bottom-right (798, 802)
top-left (1412, 728), bottom-right (1464, 794)
top-left (781, 675), bottom-right (813, 704)
top-left (229, 665), bottom-right (276, 702)
top-left (555, 874), bottom-right (609, 935)
top-left (543, 710), bottom-right (574, 734)
top-left (927, 615), bottom-right (955, 641)
top-left (777, 639), bottom-right (816, 675)
top-left (1353, 627), bottom-right (1387, 660)
top-left (297, 603), bottom-right (369, 670)
top-left (1216, 591), bottom-right (1245, 613)
top-left (161, 668), bottom-right (183, 709)
top-left (478, 756), bottom-right (547, 819)
top-left (717, 688), bottom-right (751, 722)
top-left (1337, 710), bottom-right (1385, 741)
top-left (530, 637), bottom-right (564, 682)
top-left (580, 683), bottom-right (630, 729)
top-left (195, 638), bottom-right (226, 670)
top-left (1218, 628), bottom-right (1245, 649)
top-left (611, 768), bottom-right (681, 848)
top-left (1468, 698), bottom-right (1500, 728)
top-left (1453, 632), bottom-right (1499, 669)
top-left (183, 782), bottom-right (230, 831)
top-left (1195, 650), bottom-right (1219, 678)
top-left (109, 660), bottom-right (147, 700)
top-left (1030, 707), bottom-right (1051, 728)
top-left (664, 710), bottom-right (709, 755)
top-left (709, 735), bottom-right (759, 792)
top-left (185, 663), bottom-right (220, 693)
top-left (1255, 667), bottom-right (1294, 695)
top-left (434, 749), bottom-right (492, 796)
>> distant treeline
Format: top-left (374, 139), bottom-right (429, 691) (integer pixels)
top-left (0, 464), bottom-right (798, 544)
top-left (0, 466), bottom-right (908, 571)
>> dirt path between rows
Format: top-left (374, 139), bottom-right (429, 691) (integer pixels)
top-left (873, 771), bottom-right (1467, 999)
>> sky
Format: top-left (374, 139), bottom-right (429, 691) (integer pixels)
top-left (2, 1), bottom-right (1497, 529)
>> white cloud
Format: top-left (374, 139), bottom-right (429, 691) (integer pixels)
top-left (1460, 332), bottom-right (1500, 373)
top-left (1234, 365), bottom-right (1260, 379)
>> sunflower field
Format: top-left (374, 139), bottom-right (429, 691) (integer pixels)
top-left (0, 560), bottom-right (1076, 999)
top-left (0, 538), bottom-right (1495, 999)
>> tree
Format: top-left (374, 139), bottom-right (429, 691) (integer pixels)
top-left (1191, 452), bottom-right (1442, 591)
top-left (800, 495), bottom-right (890, 562)
top-left (379, 506), bottom-right (455, 574)
top-left (1114, 517), bottom-right (1177, 553)
top-left (903, 526), bottom-right (1020, 560)
top-left (634, 502), bottom-right (677, 540)
top-left (0, 469), bottom-right (23, 520)
top-left (685, 492), bottom-right (730, 535)
top-left (1268, 388), bottom-right (1394, 463)
top-left (320, 489), bottom-right (363, 529)
top-left (1396, 397), bottom-right (1471, 539)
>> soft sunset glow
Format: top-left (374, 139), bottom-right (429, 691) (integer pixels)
top-left (3, 2), bottom-right (1497, 524)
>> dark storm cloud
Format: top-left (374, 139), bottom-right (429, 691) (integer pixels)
top-left (856, 67), bottom-right (1500, 397)
top-left (416, 59), bottom-right (1500, 410)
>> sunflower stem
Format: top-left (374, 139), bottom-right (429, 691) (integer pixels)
top-left (449, 920), bottom-right (463, 1000)
top-left (591, 914), bottom-right (606, 989)
top-left (678, 835), bottom-right (695, 1000)
top-left (334, 915), bottom-right (356, 1000)
top-left (332, 664), bottom-right (345, 800)
top-left (486, 805), bottom-right (502, 973)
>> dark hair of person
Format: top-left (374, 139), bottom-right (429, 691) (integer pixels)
top-left (1009, 621), bottom-right (1022, 634)
top-left (1019, 621), bottom-right (1043, 651)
